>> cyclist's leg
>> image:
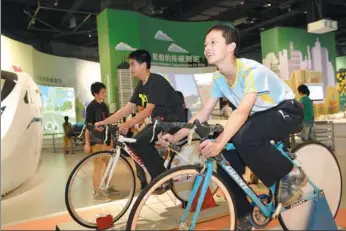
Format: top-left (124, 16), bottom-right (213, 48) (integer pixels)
top-left (231, 100), bottom-right (305, 204)
top-left (127, 124), bottom-right (166, 181)
top-left (217, 149), bottom-right (253, 220)
top-left (135, 162), bottom-right (148, 189)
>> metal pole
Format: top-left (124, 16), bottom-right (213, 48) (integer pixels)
top-left (53, 134), bottom-right (56, 153)
top-left (24, 10), bottom-right (62, 33)
top-left (39, 6), bottom-right (97, 15)
top-left (73, 14), bottom-right (92, 32)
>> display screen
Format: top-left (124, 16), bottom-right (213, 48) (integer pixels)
top-left (39, 85), bottom-right (76, 135)
top-left (305, 83), bottom-right (324, 101)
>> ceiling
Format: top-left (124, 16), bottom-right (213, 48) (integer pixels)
top-left (2, 0), bottom-right (346, 62)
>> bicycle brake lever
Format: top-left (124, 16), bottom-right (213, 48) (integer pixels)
top-left (150, 120), bottom-right (158, 142)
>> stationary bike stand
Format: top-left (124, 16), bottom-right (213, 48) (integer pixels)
top-left (307, 190), bottom-right (338, 230)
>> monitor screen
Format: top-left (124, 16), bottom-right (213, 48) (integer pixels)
top-left (305, 84), bottom-right (324, 101)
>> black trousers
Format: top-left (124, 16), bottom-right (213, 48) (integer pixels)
top-left (127, 124), bottom-right (167, 181)
top-left (218, 99), bottom-right (304, 217)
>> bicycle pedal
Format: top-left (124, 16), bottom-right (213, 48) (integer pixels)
top-left (96, 214), bottom-right (113, 230)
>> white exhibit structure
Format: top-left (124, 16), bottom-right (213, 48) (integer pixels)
top-left (1, 70), bottom-right (43, 195)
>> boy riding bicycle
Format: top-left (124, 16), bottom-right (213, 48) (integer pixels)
top-left (159, 24), bottom-right (307, 230)
top-left (95, 49), bottom-right (186, 193)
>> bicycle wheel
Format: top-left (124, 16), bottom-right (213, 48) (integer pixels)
top-left (65, 151), bottom-right (136, 228)
top-left (167, 141), bottom-right (219, 204)
top-left (126, 165), bottom-right (237, 230)
top-left (279, 141), bottom-right (342, 230)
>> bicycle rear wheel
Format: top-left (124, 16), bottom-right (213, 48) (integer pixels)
top-left (126, 165), bottom-right (237, 230)
top-left (278, 141), bottom-right (342, 230)
top-left (65, 151), bottom-right (136, 228)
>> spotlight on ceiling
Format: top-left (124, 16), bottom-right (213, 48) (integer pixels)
top-left (263, 3), bottom-right (271, 8)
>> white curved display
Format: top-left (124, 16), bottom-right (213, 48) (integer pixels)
top-left (1, 70), bottom-right (43, 195)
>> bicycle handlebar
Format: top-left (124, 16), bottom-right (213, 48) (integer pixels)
top-left (153, 119), bottom-right (224, 139)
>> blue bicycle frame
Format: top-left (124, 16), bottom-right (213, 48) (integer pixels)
top-left (179, 141), bottom-right (321, 230)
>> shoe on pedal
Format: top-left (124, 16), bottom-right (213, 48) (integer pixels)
top-left (236, 214), bottom-right (254, 231)
top-left (279, 167), bottom-right (308, 206)
top-left (93, 192), bottom-right (112, 202)
top-left (153, 183), bottom-right (169, 195)
top-left (103, 186), bottom-right (120, 195)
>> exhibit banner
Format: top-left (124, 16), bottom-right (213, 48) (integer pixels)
top-left (97, 9), bottom-right (223, 109)
top-left (336, 56), bottom-right (346, 109)
top-left (261, 27), bottom-right (341, 116)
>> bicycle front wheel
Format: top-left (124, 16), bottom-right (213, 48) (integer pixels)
top-left (127, 165), bottom-right (237, 230)
top-left (279, 141), bottom-right (342, 230)
top-left (65, 151), bottom-right (136, 228)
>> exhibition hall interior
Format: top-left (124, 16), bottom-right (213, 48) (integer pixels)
top-left (1, 0), bottom-right (346, 230)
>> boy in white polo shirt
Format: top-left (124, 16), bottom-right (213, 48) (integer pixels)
top-left (159, 24), bottom-right (306, 230)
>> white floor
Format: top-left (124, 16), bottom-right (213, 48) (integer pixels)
top-left (1, 150), bottom-right (96, 225)
top-left (1, 148), bottom-right (346, 226)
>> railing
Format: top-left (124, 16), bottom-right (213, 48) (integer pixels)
top-left (42, 133), bottom-right (84, 153)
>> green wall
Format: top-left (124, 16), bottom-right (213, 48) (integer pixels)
top-left (97, 9), bottom-right (223, 110)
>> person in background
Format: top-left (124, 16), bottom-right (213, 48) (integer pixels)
top-left (176, 91), bottom-right (192, 121)
top-left (84, 82), bottom-right (118, 201)
top-left (63, 116), bottom-right (74, 154)
top-left (297, 84), bottom-right (314, 141)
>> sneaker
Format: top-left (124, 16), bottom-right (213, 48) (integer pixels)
top-left (279, 167), bottom-right (308, 206)
top-left (153, 183), bottom-right (169, 195)
top-left (93, 192), bottom-right (112, 202)
top-left (103, 186), bottom-right (120, 195)
top-left (236, 214), bottom-right (253, 231)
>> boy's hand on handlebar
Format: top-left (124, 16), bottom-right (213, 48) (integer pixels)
top-left (199, 140), bottom-right (223, 158)
top-left (94, 121), bottom-right (105, 132)
top-left (119, 123), bottom-right (130, 135)
top-left (158, 132), bottom-right (175, 148)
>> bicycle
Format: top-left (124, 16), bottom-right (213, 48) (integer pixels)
top-left (64, 123), bottom-right (211, 228)
top-left (126, 120), bottom-right (342, 230)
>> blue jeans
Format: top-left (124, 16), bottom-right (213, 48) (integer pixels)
top-left (301, 121), bottom-right (314, 141)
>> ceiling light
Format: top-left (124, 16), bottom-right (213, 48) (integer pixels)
top-left (264, 3), bottom-right (271, 8)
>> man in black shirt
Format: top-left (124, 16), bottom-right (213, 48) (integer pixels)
top-left (84, 82), bottom-right (117, 201)
top-left (96, 49), bottom-right (185, 191)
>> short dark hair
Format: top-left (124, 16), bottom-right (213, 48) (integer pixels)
top-left (64, 116), bottom-right (69, 122)
top-left (90, 82), bottom-right (106, 96)
top-left (206, 24), bottom-right (240, 57)
top-left (128, 49), bottom-right (151, 69)
top-left (297, 84), bottom-right (310, 96)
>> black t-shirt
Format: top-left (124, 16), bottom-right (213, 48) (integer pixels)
top-left (130, 73), bottom-right (185, 122)
top-left (85, 100), bottom-right (111, 146)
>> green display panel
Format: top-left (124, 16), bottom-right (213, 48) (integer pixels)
top-left (97, 9), bottom-right (224, 109)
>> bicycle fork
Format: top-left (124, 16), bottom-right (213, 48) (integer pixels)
top-left (99, 148), bottom-right (121, 191)
top-left (179, 160), bottom-right (214, 230)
